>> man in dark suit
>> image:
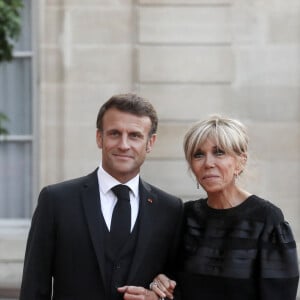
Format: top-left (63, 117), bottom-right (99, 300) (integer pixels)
top-left (20, 93), bottom-right (183, 300)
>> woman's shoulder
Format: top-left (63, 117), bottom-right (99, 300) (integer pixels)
top-left (184, 198), bottom-right (206, 209)
top-left (250, 195), bottom-right (284, 223)
top-left (183, 198), bottom-right (208, 219)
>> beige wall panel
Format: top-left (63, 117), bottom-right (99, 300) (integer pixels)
top-left (141, 160), bottom-right (200, 198)
top-left (63, 86), bottom-right (107, 127)
top-left (40, 85), bottom-right (64, 127)
top-left (243, 160), bottom-right (299, 202)
top-left (0, 224), bottom-right (27, 262)
top-left (138, 46), bottom-right (234, 82)
top-left (63, 159), bottom-right (101, 181)
top-left (138, 6), bottom-right (231, 43)
top-left (0, 221), bottom-right (28, 288)
top-left (72, 8), bottom-right (133, 44)
top-left (140, 85), bottom-right (300, 122)
top-left (63, 84), bottom-right (133, 127)
top-left (269, 9), bottom-right (300, 44)
top-left (282, 197), bottom-right (300, 239)
top-left (231, 1), bottom-right (300, 44)
top-left (235, 46), bottom-right (300, 86)
top-left (231, 87), bottom-right (300, 122)
top-left (41, 48), bottom-right (64, 83)
top-left (253, 0), bottom-right (300, 44)
top-left (41, 7), bottom-right (64, 45)
top-left (148, 123), bottom-right (188, 159)
top-left (63, 124), bottom-right (100, 179)
top-left (263, 161), bottom-right (299, 200)
top-left (0, 263), bottom-right (23, 288)
top-left (66, 46), bottom-right (133, 84)
top-left (248, 122), bottom-right (300, 161)
top-left (40, 85), bottom-right (65, 187)
top-left (40, 125), bottom-right (65, 186)
top-left (139, 84), bottom-right (233, 120)
top-left (0, 238), bottom-right (26, 261)
top-left (139, 0), bottom-right (231, 4)
top-left (231, 1), bottom-right (265, 44)
top-left (46, 0), bottom-right (132, 6)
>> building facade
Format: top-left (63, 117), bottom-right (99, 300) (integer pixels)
top-left (0, 0), bottom-right (299, 297)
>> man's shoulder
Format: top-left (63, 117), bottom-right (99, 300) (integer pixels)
top-left (42, 169), bottom-right (98, 193)
top-left (142, 180), bottom-right (182, 206)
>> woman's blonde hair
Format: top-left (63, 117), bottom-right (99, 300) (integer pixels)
top-left (183, 115), bottom-right (249, 168)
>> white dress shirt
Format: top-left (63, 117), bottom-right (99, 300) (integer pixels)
top-left (97, 165), bottom-right (140, 232)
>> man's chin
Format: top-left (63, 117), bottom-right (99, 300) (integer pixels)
top-left (113, 163), bottom-right (135, 174)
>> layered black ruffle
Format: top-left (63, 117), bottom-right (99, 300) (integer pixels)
top-left (179, 195), bottom-right (299, 299)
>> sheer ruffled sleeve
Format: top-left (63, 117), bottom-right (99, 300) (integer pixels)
top-left (259, 206), bottom-right (299, 300)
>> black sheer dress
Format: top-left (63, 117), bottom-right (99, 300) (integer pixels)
top-left (178, 195), bottom-right (299, 300)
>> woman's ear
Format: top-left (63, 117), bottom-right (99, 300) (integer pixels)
top-left (238, 153), bottom-right (247, 175)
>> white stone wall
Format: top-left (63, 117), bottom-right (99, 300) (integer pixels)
top-left (39, 0), bottom-right (136, 186)
top-left (136, 0), bottom-right (300, 238)
top-left (0, 221), bottom-right (28, 292)
top-left (1, 0), bottom-right (300, 294)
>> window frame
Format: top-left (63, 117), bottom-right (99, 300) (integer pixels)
top-left (0, 0), bottom-right (39, 221)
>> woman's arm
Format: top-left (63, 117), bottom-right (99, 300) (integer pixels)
top-left (259, 208), bottom-right (299, 299)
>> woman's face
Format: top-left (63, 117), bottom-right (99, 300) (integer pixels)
top-left (191, 138), bottom-right (241, 194)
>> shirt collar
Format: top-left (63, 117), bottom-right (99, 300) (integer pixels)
top-left (97, 164), bottom-right (139, 197)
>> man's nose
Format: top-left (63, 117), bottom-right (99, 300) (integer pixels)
top-left (119, 135), bottom-right (130, 149)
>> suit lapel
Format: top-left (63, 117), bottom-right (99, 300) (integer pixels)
top-left (127, 179), bottom-right (157, 282)
top-left (80, 170), bottom-right (108, 294)
top-left (81, 174), bottom-right (159, 285)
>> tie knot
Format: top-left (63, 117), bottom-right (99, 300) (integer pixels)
top-left (112, 184), bottom-right (130, 201)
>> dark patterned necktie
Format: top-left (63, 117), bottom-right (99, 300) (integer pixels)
top-left (110, 185), bottom-right (131, 251)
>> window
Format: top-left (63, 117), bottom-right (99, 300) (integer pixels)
top-left (0, 0), bottom-right (35, 218)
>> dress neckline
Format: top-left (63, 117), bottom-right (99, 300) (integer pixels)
top-left (201, 194), bottom-right (256, 215)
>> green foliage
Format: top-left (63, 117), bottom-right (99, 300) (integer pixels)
top-left (0, 112), bottom-right (9, 135)
top-left (0, 0), bottom-right (23, 62)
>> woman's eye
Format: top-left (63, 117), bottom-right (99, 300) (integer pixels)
top-left (215, 149), bottom-right (225, 156)
top-left (193, 151), bottom-right (204, 158)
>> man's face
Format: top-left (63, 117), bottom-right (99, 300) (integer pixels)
top-left (96, 108), bottom-right (156, 183)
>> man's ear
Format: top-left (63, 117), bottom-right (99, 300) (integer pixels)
top-left (96, 129), bottom-right (103, 149)
top-left (146, 134), bottom-right (157, 153)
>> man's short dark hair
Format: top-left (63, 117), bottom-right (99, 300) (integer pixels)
top-left (96, 93), bottom-right (158, 136)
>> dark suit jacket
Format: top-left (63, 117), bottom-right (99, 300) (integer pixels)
top-left (20, 169), bottom-right (183, 300)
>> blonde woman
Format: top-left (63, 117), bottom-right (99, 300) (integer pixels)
top-left (151, 115), bottom-right (299, 300)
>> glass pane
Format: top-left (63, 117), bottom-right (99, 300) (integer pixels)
top-left (0, 58), bottom-right (32, 134)
top-left (14, 0), bottom-right (32, 52)
top-left (0, 142), bottom-right (32, 218)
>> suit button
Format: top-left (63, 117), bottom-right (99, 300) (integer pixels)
top-left (115, 264), bottom-right (121, 269)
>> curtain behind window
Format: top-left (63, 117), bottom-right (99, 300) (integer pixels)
top-left (0, 0), bottom-right (33, 218)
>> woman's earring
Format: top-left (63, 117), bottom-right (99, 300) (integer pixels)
top-left (197, 182), bottom-right (200, 189)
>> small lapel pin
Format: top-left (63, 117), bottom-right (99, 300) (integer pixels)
top-left (147, 198), bottom-right (153, 204)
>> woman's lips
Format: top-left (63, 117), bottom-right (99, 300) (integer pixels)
top-left (202, 174), bottom-right (219, 180)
